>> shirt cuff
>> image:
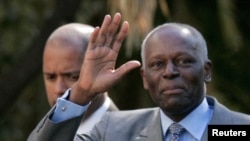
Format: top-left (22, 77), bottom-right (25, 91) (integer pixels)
top-left (51, 89), bottom-right (90, 123)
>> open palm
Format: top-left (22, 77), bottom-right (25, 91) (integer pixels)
top-left (70, 13), bottom-right (141, 105)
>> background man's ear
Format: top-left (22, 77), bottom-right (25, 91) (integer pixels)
top-left (204, 61), bottom-right (212, 83)
top-left (205, 74), bottom-right (211, 83)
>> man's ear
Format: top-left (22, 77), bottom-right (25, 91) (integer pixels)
top-left (204, 60), bottom-right (212, 83)
top-left (140, 68), bottom-right (149, 90)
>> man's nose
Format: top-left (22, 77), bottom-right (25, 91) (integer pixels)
top-left (54, 78), bottom-right (68, 97)
top-left (162, 62), bottom-right (179, 79)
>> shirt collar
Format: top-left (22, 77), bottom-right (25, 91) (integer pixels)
top-left (77, 96), bottom-right (111, 133)
top-left (160, 97), bottom-right (213, 140)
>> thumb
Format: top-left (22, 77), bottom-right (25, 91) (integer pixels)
top-left (114, 60), bottom-right (141, 79)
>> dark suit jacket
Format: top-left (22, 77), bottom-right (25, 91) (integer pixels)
top-left (27, 96), bottom-right (250, 141)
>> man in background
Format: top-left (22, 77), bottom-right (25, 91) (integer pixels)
top-left (42, 23), bottom-right (119, 133)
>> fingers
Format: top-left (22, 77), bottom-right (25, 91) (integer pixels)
top-left (112, 21), bottom-right (129, 53)
top-left (89, 27), bottom-right (100, 50)
top-left (95, 14), bottom-right (112, 47)
top-left (89, 13), bottom-right (126, 50)
top-left (104, 13), bottom-right (122, 47)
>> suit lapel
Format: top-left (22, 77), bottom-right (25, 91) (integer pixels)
top-left (135, 108), bottom-right (164, 141)
top-left (201, 96), bottom-right (228, 141)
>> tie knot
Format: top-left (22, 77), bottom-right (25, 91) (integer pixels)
top-left (169, 123), bottom-right (185, 135)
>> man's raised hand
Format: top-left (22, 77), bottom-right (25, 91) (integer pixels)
top-left (70, 13), bottom-right (141, 105)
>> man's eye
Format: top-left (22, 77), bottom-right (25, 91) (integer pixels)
top-left (152, 62), bottom-right (164, 69)
top-left (177, 59), bottom-right (193, 65)
top-left (69, 74), bottom-right (79, 81)
top-left (45, 75), bottom-right (56, 81)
